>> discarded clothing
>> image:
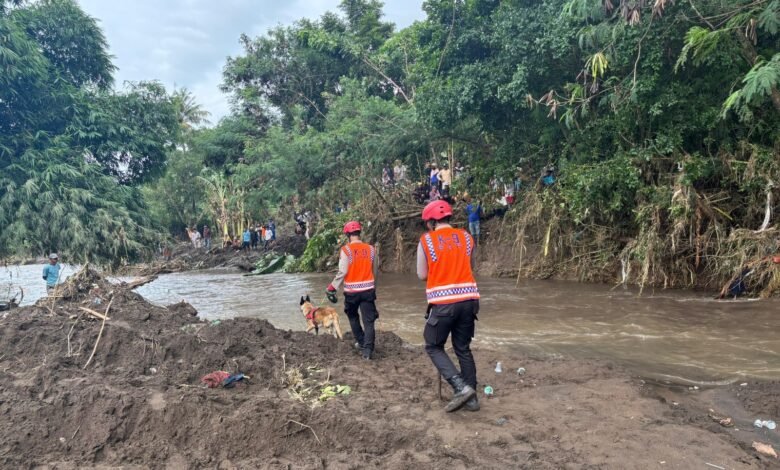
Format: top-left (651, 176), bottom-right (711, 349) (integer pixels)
top-left (201, 370), bottom-right (231, 388)
top-left (222, 373), bottom-right (248, 388)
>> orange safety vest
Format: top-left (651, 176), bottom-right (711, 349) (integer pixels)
top-left (420, 227), bottom-right (480, 304)
top-left (342, 242), bottom-right (376, 293)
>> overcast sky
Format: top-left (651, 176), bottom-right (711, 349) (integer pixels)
top-left (77, 1), bottom-right (426, 123)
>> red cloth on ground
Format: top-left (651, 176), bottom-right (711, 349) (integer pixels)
top-left (201, 370), bottom-right (231, 388)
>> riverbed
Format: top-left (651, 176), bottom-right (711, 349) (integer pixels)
top-left (5, 265), bottom-right (780, 385)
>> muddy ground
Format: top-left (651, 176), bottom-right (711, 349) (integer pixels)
top-left (0, 270), bottom-right (777, 469)
top-left (119, 234), bottom-right (308, 277)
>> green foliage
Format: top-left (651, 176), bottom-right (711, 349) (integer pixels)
top-left (173, 88), bottom-right (211, 132)
top-left (559, 156), bottom-right (641, 225)
top-left (249, 253), bottom-right (296, 275)
top-left (135, 0), bottom-right (778, 292)
top-left (723, 54), bottom-right (780, 120)
top-left (142, 149), bottom-right (207, 234)
top-left (12, 0), bottom-right (114, 89)
top-left (0, 140), bottom-right (159, 265)
top-left (676, 27), bottom-right (728, 71)
top-left (296, 212), bottom-right (351, 272)
top-left (0, 0), bottom-right (179, 264)
top-left (319, 384), bottom-right (351, 401)
top-left (758, 0), bottom-right (780, 35)
top-left (72, 81), bottom-right (180, 183)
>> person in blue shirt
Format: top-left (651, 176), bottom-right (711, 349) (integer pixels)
top-left (268, 219), bottom-right (276, 241)
top-left (42, 253), bottom-right (61, 292)
top-left (542, 164), bottom-right (556, 186)
top-left (242, 228), bottom-right (251, 251)
top-left (465, 199), bottom-right (483, 244)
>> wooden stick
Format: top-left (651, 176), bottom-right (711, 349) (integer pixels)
top-left (83, 298), bottom-right (113, 369)
top-left (77, 306), bottom-right (111, 321)
top-left (47, 267), bottom-right (66, 316)
top-left (124, 275), bottom-right (158, 290)
top-left (67, 313), bottom-right (83, 357)
top-left (287, 420), bottom-right (321, 444)
top-left (438, 373), bottom-right (443, 401)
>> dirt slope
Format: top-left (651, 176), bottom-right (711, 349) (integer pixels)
top-left (0, 270), bottom-right (775, 469)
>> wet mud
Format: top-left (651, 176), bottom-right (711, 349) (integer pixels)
top-left (120, 234), bottom-right (308, 276)
top-left (0, 269), bottom-right (777, 468)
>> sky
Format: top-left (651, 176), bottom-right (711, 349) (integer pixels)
top-left (77, 0), bottom-right (427, 123)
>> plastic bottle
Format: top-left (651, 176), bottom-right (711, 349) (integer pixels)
top-left (754, 419), bottom-right (776, 430)
top-left (494, 362), bottom-right (503, 373)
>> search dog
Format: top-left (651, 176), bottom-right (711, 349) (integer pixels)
top-left (299, 295), bottom-right (343, 340)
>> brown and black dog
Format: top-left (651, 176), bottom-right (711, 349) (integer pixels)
top-left (299, 295), bottom-right (343, 339)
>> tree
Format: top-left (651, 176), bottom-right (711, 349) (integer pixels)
top-left (72, 81), bottom-right (180, 184)
top-left (0, 0), bottom-right (178, 263)
top-left (173, 87), bottom-right (211, 132)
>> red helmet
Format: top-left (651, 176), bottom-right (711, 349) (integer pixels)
top-left (422, 200), bottom-right (453, 221)
top-left (343, 221), bottom-right (362, 234)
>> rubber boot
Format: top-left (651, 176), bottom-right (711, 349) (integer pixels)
top-left (463, 395), bottom-right (480, 412)
top-left (445, 375), bottom-right (476, 412)
top-left (362, 348), bottom-right (373, 360)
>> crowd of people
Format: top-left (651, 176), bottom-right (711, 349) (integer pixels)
top-left (381, 159), bottom-right (409, 188)
top-left (183, 220), bottom-right (277, 253)
top-left (389, 159), bottom-right (558, 243)
top-left (177, 159), bottom-right (558, 257)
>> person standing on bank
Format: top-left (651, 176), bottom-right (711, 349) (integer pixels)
top-left (326, 221), bottom-right (379, 360)
top-left (43, 253), bottom-right (61, 293)
top-left (417, 200), bottom-right (481, 412)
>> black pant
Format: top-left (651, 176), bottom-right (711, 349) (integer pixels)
top-left (424, 300), bottom-right (478, 388)
top-left (344, 289), bottom-right (378, 353)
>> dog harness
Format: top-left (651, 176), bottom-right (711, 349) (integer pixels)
top-left (306, 307), bottom-right (319, 322)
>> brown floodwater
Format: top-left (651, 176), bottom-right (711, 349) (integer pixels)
top-left (5, 265), bottom-right (780, 385)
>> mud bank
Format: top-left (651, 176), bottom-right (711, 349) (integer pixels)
top-left (119, 234), bottom-right (308, 276)
top-left (0, 271), bottom-right (777, 468)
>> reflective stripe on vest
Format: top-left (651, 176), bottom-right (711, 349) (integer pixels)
top-left (422, 228), bottom-right (479, 304)
top-left (343, 243), bottom-right (376, 293)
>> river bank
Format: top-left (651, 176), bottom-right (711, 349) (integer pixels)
top-left (115, 233), bottom-right (308, 277)
top-left (1, 269), bottom-right (777, 468)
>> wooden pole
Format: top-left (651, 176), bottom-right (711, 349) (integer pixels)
top-left (83, 298), bottom-right (114, 369)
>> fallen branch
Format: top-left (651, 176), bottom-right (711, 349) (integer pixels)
top-left (83, 298), bottom-right (114, 370)
top-left (123, 275), bottom-right (158, 290)
top-left (287, 420), bottom-right (321, 444)
top-left (390, 211), bottom-right (422, 222)
top-left (756, 184), bottom-right (773, 232)
top-left (66, 313), bottom-right (83, 357)
top-left (77, 306), bottom-right (111, 321)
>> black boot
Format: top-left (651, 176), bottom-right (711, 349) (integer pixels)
top-left (463, 395), bottom-right (480, 412)
top-left (445, 375), bottom-right (476, 412)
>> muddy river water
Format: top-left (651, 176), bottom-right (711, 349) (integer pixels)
top-left (4, 265), bottom-right (779, 385)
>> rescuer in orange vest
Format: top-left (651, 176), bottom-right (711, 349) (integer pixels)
top-left (327, 221), bottom-right (380, 360)
top-left (417, 200), bottom-right (480, 412)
